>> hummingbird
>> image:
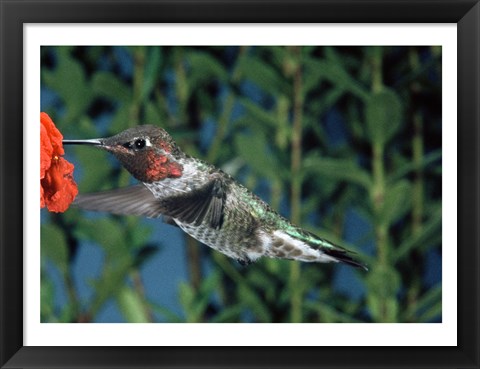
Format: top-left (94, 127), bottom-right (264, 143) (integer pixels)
top-left (63, 125), bottom-right (367, 270)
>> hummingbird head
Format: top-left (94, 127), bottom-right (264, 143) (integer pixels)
top-left (64, 125), bottom-right (184, 183)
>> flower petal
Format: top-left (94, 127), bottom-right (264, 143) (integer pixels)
top-left (40, 112), bottom-right (64, 157)
top-left (41, 157), bottom-right (78, 213)
top-left (40, 112), bottom-right (78, 212)
top-left (40, 122), bottom-right (53, 179)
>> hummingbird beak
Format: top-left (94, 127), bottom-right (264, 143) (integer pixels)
top-left (62, 138), bottom-right (126, 155)
top-left (62, 138), bottom-right (104, 146)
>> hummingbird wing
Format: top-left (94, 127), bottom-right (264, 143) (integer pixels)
top-left (74, 179), bottom-right (226, 229)
top-left (73, 184), bottom-right (167, 219)
top-left (158, 177), bottom-right (226, 229)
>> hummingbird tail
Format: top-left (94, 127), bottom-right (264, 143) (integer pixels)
top-left (307, 235), bottom-right (368, 271)
top-left (321, 247), bottom-right (368, 271)
top-left (269, 230), bottom-right (368, 270)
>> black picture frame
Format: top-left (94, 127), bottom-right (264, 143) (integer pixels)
top-left (1, 0), bottom-right (478, 368)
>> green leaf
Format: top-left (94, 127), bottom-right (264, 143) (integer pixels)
top-left (394, 206), bottom-right (442, 262)
top-left (402, 284), bottom-right (441, 321)
top-left (178, 281), bottom-right (210, 323)
top-left (246, 268), bottom-right (277, 303)
top-left (89, 255), bottom-right (132, 316)
top-left (365, 89), bottom-right (403, 146)
top-left (321, 87), bottom-right (345, 112)
top-left (366, 264), bottom-right (401, 298)
top-left (106, 104), bottom-right (131, 134)
top-left (41, 223), bottom-right (68, 275)
top-left (41, 273), bottom-right (56, 322)
top-left (389, 149), bottom-right (442, 184)
top-left (304, 301), bottom-right (362, 323)
top-left (237, 55), bottom-right (288, 96)
top-left (235, 97), bottom-right (279, 129)
top-left (273, 95), bottom-right (291, 150)
top-left (381, 180), bottom-right (412, 227)
top-left (124, 218), bottom-right (153, 251)
top-left (141, 47), bottom-right (162, 101)
top-left (182, 272), bottom-right (221, 322)
top-left (91, 71), bottom-right (132, 103)
top-left (417, 302), bottom-right (442, 322)
top-left (303, 57), bottom-right (369, 100)
top-left (144, 102), bottom-right (166, 125)
top-left (117, 287), bottom-right (150, 323)
top-left (238, 284), bottom-right (272, 322)
top-left (186, 50), bottom-right (228, 87)
top-left (303, 155), bottom-right (372, 189)
top-left (366, 264), bottom-right (401, 322)
top-left (367, 295), bottom-right (399, 323)
top-left (75, 146), bottom-right (112, 192)
top-left (234, 133), bottom-right (284, 180)
top-left (58, 303), bottom-right (76, 323)
top-left (209, 305), bottom-right (244, 323)
top-left (148, 301), bottom-right (183, 322)
top-left (42, 49), bottom-right (91, 123)
top-left (199, 270), bottom-right (221, 295)
top-left (178, 282), bottom-right (194, 310)
top-left (77, 218), bottom-right (129, 256)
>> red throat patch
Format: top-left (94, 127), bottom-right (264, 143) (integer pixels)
top-left (145, 151), bottom-right (183, 181)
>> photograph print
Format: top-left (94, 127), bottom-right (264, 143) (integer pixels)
top-left (40, 46), bottom-right (442, 324)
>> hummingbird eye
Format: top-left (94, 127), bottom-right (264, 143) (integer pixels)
top-left (134, 138), bottom-right (146, 149)
top-left (123, 138), bottom-right (148, 151)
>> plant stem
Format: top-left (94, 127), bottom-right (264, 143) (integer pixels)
top-left (207, 46), bottom-right (247, 164)
top-left (371, 47), bottom-right (384, 93)
top-left (410, 48), bottom-right (424, 235)
top-left (407, 48), bottom-right (424, 318)
top-left (174, 47), bottom-right (189, 124)
top-left (65, 271), bottom-right (82, 321)
top-left (53, 214), bottom-right (84, 322)
top-left (372, 142), bottom-right (388, 265)
top-left (131, 46), bottom-right (146, 124)
top-left (412, 114), bottom-right (425, 226)
top-left (370, 46), bottom-right (387, 267)
top-left (131, 270), bottom-right (154, 322)
top-left (186, 236), bottom-right (202, 292)
top-left (289, 46), bottom-right (304, 323)
top-left (370, 47), bottom-right (392, 322)
top-left (207, 94), bottom-right (235, 164)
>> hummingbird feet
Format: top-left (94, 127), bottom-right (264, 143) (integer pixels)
top-left (237, 257), bottom-right (253, 266)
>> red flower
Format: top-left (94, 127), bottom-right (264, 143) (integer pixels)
top-left (40, 112), bottom-right (78, 212)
